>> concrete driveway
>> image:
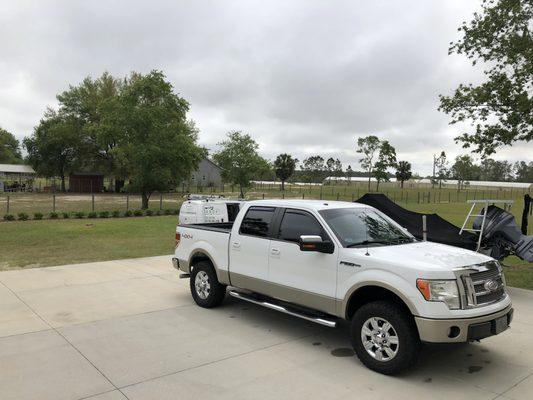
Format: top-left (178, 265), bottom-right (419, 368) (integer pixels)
top-left (1, 256), bottom-right (533, 400)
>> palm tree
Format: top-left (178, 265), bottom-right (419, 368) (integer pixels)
top-left (274, 153), bottom-right (297, 190)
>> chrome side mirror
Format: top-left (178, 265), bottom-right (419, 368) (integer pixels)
top-left (299, 235), bottom-right (334, 254)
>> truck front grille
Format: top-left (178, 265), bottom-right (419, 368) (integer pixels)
top-left (462, 261), bottom-right (506, 307)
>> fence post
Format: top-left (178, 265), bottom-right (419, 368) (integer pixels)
top-left (6, 195), bottom-right (9, 214)
top-left (336, 193), bottom-right (339, 201)
top-left (262, 193), bottom-right (265, 199)
top-left (92, 194), bottom-right (95, 212)
top-left (53, 194), bottom-right (56, 212)
top-left (159, 193), bottom-right (163, 210)
top-left (126, 195), bottom-right (129, 211)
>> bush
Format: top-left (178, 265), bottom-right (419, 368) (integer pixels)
top-left (17, 212), bottom-right (29, 221)
top-left (49, 212), bottom-right (59, 219)
top-left (62, 212), bottom-right (70, 219)
top-left (172, 209), bottom-right (179, 215)
top-left (75, 211), bottom-right (85, 219)
top-left (99, 211), bottom-right (109, 218)
top-left (3, 214), bottom-right (15, 221)
top-left (155, 210), bottom-right (162, 216)
top-left (33, 212), bottom-right (44, 220)
top-left (145, 209), bottom-right (154, 216)
top-left (133, 209), bottom-right (143, 217)
top-left (88, 211), bottom-right (97, 218)
top-left (124, 210), bottom-right (133, 217)
top-left (111, 210), bottom-right (121, 218)
top-left (164, 209), bottom-right (172, 215)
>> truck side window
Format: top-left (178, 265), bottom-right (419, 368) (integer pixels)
top-left (239, 207), bottom-right (275, 237)
top-left (278, 210), bottom-right (324, 243)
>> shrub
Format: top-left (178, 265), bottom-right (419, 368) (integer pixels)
top-left (17, 212), bottom-right (29, 221)
top-left (172, 209), bottom-right (179, 215)
top-left (75, 211), bottom-right (85, 219)
top-left (33, 212), bottom-right (44, 220)
top-left (133, 209), bottom-right (143, 217)
top-left (164, 209), bottom-right (172, 215)
top-left (99, 211), bottom-right (109, 218)
top-left (155, 210), bottom-right (162, 216)
top-left (62, 212), bottom-right (70, 219)
top-left (49, 212), bottom-right (59, 219)
top-left (124, 210), bottom-right (133, 217)
top-left (3, 214), bottom-right (15, 221)
top-left (145, 209), bottom-right (154, 216)
top-left (88, 211), bottom-right (97, 218)
top-left (111, 210), bottom-right (121, 218)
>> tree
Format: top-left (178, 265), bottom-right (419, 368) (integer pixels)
top-left (439, 0), bottom-right (532, 155)
top-left (301, 155), bottom-right (325, 183)
top-left (346, 165), bottom-right (354, 182)
top-left (451, 155), bottom-right (481, 189)
top-left (24, 110), bottom-right (85, 192)
top-left (273, 153), bottom-right (297, 190)
top-left (514, 161), bottom-right (533, 182)
top-left (373, 140), bottom-right (397, 190)
top-left (356, 135), bottom-right (380, 191)
top-left (57, 72), bottom-right (126, 191)
top-left (213, 131), bottom-right (269, 198)
top-left (117, 71), bottom-right (205, 208)
top-left (0, 127), bottom-right (22, 164)
top-left (395, 161), bottom-right (412, 188)
top-left (433, 151), bottom-right (449, 188)
top-left (479, 158), bottom-right (514, 181)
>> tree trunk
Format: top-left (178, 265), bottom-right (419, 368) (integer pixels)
top-left (376, 180), bottom-right (380, 191)
top-left (60, 173), bottom-right (66, 192)
top-left (367, 174), bottom-right (371, 192)
top-left (400, 180), bottom-right (404, 189)
top-left (239, 185), bottom-right (244, 199)
top-left (281, 180), bottom-right (285, 191)
top-left (141, 191), bottom-right (151, 209)
top-left (115, 179), bottom-right (125, 193)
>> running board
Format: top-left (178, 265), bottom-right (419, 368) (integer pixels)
top-left (228, 290), bottom-right (337, 328)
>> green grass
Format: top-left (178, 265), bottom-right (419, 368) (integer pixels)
top-left (0, 216), bottom-right (177, 270)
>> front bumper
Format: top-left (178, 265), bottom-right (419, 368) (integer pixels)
top-left (415, 304), bottom-right (513, 343)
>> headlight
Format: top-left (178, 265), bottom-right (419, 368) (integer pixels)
top-left (416, 279), bottom-right (460, 310)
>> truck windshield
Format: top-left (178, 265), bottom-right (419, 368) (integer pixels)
top-left (319, 208), bottom-right (414, 248)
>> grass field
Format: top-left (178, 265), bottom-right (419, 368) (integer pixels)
top-left (1, 184), bottom-right (531, 289)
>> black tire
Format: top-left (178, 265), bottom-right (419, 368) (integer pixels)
top-left (351, 300), bottom-right (420, 375)
top-left (190, 261), bottom-right (226, 308)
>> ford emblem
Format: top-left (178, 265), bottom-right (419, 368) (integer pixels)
top-left (484, 280), bottom-right (499, 292)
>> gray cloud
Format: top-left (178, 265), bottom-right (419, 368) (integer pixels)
top-left (0, 0), bottom-right (530, 175)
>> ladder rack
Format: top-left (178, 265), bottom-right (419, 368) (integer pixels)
top-left (460, 199), bottom-right (514, 251)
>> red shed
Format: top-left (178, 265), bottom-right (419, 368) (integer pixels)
top-left (69, 173), bottom-right (104, 193)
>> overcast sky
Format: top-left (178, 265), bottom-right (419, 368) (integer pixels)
top-left (1, 0), bottom-right (531, 175)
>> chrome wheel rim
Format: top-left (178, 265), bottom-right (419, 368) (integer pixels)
top-left (361, 317), bottom-right (399, 362)
top-left (194, 271), bottom-right (210, 299)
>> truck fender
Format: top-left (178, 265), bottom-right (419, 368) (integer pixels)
top-left (339, 270), bottom-right (420, 319)
top-left (187, 242), bottom-right (230, 285)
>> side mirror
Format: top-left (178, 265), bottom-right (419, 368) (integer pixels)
top-left (299, 235), bottom-right (334, 254)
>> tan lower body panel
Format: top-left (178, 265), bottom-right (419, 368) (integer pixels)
top-left (415, 304), bottom-right (513, 343)
top-left (229, 272), bottom-right (337, 316)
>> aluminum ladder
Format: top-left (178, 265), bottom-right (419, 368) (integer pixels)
top-left (459, 199), bottom-right (514, 251)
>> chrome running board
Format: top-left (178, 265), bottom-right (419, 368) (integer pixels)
top-left (228, 290), bottom-right (337, 328)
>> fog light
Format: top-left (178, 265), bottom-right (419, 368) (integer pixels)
top-left (448, 326), bottom-right (460, 338)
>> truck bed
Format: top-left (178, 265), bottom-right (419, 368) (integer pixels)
top-left (178, 222), bottom-right (234, 233)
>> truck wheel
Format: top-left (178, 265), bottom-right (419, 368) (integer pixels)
top-left (351, 300), bottom-right (420, 375)
top-left (190, 261), bottom-right (226, 308)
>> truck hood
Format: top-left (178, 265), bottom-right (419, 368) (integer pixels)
top-left (354, 240), bottom-right (492, 270)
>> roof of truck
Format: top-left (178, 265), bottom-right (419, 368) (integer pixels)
top-left (246, 199), bottom-right (368, 211)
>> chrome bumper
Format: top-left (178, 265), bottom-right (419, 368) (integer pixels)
top-left (415, 304), bottom-right (513, 343)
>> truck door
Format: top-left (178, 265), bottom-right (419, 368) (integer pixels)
top-left (229, 206), bottom-right (275, 294)
top-left (267, 208), bottom-right (338, 314)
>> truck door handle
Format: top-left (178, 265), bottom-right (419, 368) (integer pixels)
top-left (271, 248), bottom-right (280, 255)
top-left (232, 241), bottom-right (241, 249)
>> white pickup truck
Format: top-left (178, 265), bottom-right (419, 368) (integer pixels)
top-left (173, 199), bottom-right (513, 374)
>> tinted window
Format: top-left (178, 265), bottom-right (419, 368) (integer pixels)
top-left (278, 210), bottom-right (324, 242)
top-left (239, 207), bottom-right (275, 237)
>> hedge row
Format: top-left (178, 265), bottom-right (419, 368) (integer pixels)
top-left (3, 209), bottom-right (179, 222)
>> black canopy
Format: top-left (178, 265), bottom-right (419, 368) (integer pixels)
top-left (356, 193), bottom-right (478, 250)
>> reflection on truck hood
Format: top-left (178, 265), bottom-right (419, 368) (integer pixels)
top-left (354, 241), bottom-right (492, 270)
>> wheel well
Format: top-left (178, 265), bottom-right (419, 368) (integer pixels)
top-left (189, 252), bottom-right (213, 271)
top-left (345, 286), bottom-right (412, 320)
